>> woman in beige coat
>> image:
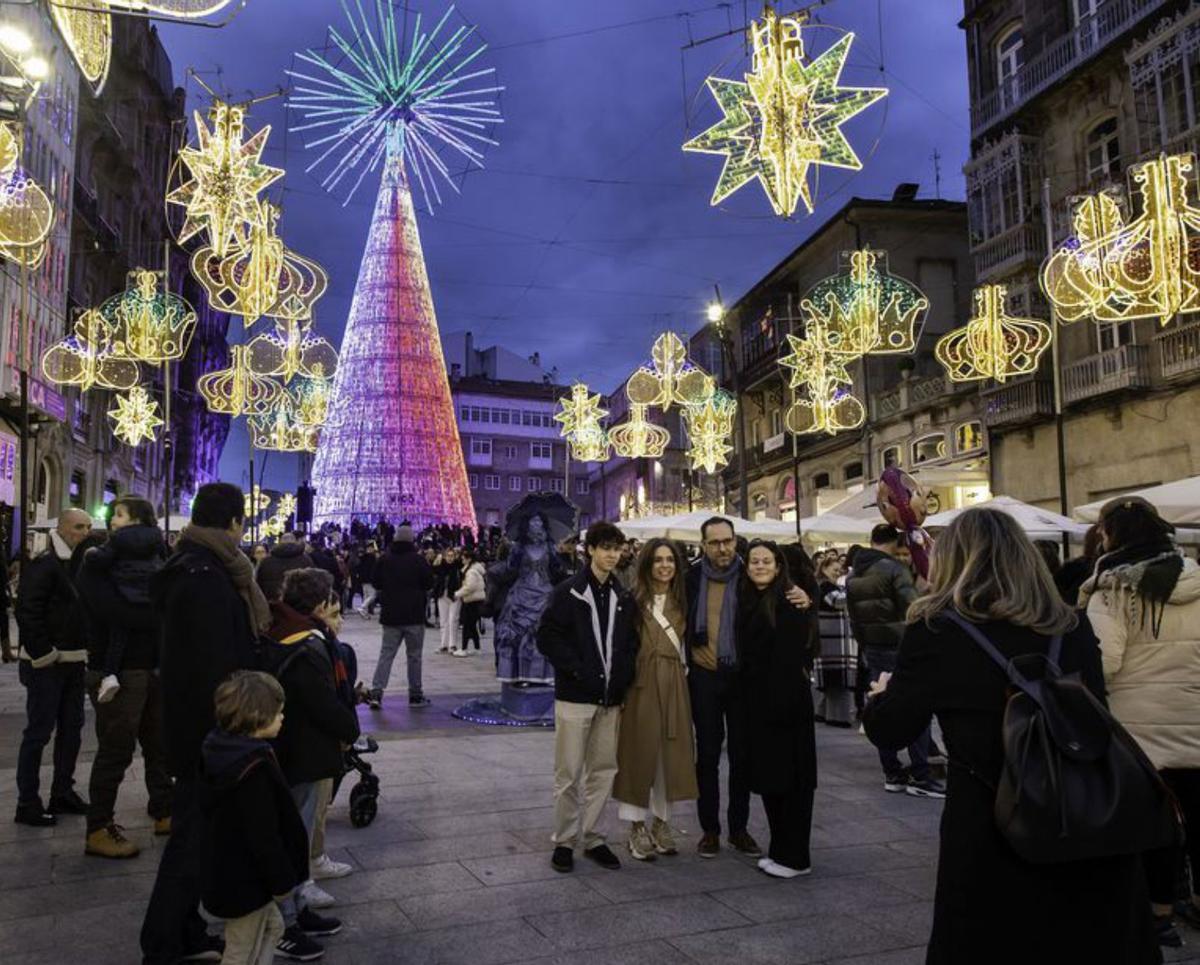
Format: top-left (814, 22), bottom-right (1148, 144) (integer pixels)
top-left (1081, 496), bottom-right (1200, 947)
top-left (613, 538), bottom-right (699, 861)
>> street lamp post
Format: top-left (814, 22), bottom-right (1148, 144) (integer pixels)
top-left (708, 287), bottom-right (749, 520)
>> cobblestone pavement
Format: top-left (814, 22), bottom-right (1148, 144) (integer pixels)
top-left (0, 614), bottom-right (1197, 963)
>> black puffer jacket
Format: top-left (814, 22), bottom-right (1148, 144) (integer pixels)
top-left (845, 548), bottom-right (918, 650)
top-left (373, 542), bottom-right (433, 626)
top-left (255, 542), bottom-right (312, 602)
top-left (16, 536), bottom-right (83, 667)
top-left (77, 524), bottom-right (166, 672)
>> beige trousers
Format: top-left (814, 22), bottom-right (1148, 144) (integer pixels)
top-left (311, 777), bottom-right (334, 858)
top-left (552, 701), bottom-right (620, 850)
top-left (222, 901), bottom-right (284, 965)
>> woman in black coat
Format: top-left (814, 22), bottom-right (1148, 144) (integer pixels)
top-left (738, 539), bottom-right (817, 879)
top-left (863, 508), bottom-right (1160, 965)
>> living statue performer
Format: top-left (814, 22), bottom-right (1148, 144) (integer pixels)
top-left (877, 466), bottom-right (932, 580)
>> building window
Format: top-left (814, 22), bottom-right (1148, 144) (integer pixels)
top-left (812, 471), bottom-right (831, 490)
top-left (469, 474), bottom-right (478, 489)
top-left (1084, 117), bottom-right (1120, 182)
top-left (522, 411), bottom-right (533, 426)
top-left (484, 474), bottom-right (500, 491)
top-left (1097, 320), bottom-right (1135, 353)
top-left (843, 461), bottom-right (863, 483)
top-left (527, 477), bottom-right (542, 492)
top-left (576, 478), bottom-right (590, 495)
top-left (769, 409), bottom-right (782, 437)
top-left (502, 445), bottom-right (517, 459)
top-left (912, 433), bottom-right (947, 465)
top-left (1131, 25), bottom-right (1200, 153)
top-left (964, 133), bottom-right (1039, 247)
top-left (955, 422), bottom-right (984, 454)
top-left (996, 23), bottom-right (1023, 109)
top-left (530, 442), bottom-right (552, 460)
top-left (470, 438), bottom-right (492, 456)
top-left (69, 469), bottom-right (84, 508)
top-left (549, 478), bottom-right (564, 494)
top-left (881, 445), bottom-right (902, 469)
top-left (509, 475), bottom-right (522, 491)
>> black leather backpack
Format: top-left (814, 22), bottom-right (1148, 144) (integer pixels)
top-left (944, 611), bottom-right (1182, 864)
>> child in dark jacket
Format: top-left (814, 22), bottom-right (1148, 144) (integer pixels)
top-left (200, 671), bottom-right (307, 965)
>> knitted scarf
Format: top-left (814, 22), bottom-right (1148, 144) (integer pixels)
top-left (1092, 536), bottom-right (1183, 638)
top-left (179, 523), bottom-right (272, 634)
top-left (696, 555), bottom-right (741, 669)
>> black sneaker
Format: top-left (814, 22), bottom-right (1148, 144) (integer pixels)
top-left (883, 770), bottom-right (909, 793)
top-left (408, 695), bottom-right (432, 708)
top-left (729, 830), bottom-right (763, 857)
top-left (48, 790), bottom-right (89, 815)
top-left (275, 925), bottom-right (324, 961)
top-left (551, 846), bottom-right (574, 873)
top-left (180, 933), bottom-right (225, 961)
top-left (13, 805), bottom-right (55, 827)
top-left (1155, 915), bottom-right (1184, 948)
top-left (906, 777), bottom-right (946, 799)
top-left (367, 689), bottom-right (382, 710)
top-left (583, 844), bottom-right (621, 870)
top-left (298, 906), bottom-right (342, 937)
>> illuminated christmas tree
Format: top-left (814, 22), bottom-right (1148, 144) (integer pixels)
top-left (290, 3), bottom-right (502, 528)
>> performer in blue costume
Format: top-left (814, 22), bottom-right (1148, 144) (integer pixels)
top-left (494, 511), bottom-right (565, 685)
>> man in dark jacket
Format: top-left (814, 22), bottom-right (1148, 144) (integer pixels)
top-left (14, 508), bottom-right (93, 826)
top-left (256, 532), bottom-right (312, 602)
top-left (536, 521), bottom-right (638, 874)
top-left (367, 525), bottom-right (433, 709)
top-left (140, 482), bottom-right (269, 965)
top-left (307, 534), bottom-right (344, 602)
top-left (846, 524), bottom-right (942, 798)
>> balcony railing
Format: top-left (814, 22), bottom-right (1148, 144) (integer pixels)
top-left (872, 374), bottom-right (953, 421)
top-left (971, 0), bottom-right (1169, 138)
top-left (980, 379), bottom-right (1054, 429)
top-left (1156, 320), bottom-right (1200, 380)
top-left (972, 223), bottom-right (1046, 280)
top-left (1062, 344), bottom-right (1151, 404)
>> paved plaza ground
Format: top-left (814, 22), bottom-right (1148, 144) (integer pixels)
top-left (0, 614), bottom-right (1197, 964)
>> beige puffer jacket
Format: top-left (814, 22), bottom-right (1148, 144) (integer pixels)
top-left (1081, 553), bottom-right (1200, 769)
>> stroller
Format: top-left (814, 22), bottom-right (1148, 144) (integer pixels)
top-left (327, 637), bottom-right (381, 828)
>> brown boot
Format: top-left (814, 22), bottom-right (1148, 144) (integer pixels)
top-left (153, 817), bottom-right (171, 836)
top-left (85, 824), bottom-right (140, 859)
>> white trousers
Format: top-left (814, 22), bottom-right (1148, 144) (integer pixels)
top-left (437, 596), bottom-right (461, 650)
top-left (617, 750), bottom-right (672, 824)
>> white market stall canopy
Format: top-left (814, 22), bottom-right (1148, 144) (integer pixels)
top-left (616, 511), bottom-right (798, 543)
top-left (798, 490), bottom-right (878, 543)
top-left (925, 495), bottom-right (1088, 539)
top-left (1074, 475), bottom-right (1200, 526)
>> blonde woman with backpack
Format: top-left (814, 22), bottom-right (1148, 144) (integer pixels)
top-left (863, 508), bottom-right (1158, 965)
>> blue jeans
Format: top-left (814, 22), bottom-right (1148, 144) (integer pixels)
top-left (280, 781), bottom-right (322, 928)
top-left (864, 647), bottom-right (932, 782)
top-left (16, 661), bottom-right (85, 808)
top-left (372, 624), bottom-right (424, 697)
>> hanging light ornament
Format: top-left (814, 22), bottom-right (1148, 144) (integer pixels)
top-left (778, 329), bottom-right (866, 435)
top-left (243, 483), bottom-right (271, 522)
top-left (95, 0), bottom-right (239, 15)
top-left (197, 344), bottom-right (283, 416)
top-left (42, 309), bottom-right (140, 392)
top-left (268, 248), bottom-right (328, 322)
top-left (107, 386), bottom-right (163, 446)
top-left (554, 383), bottom-right (610, 462)
top-left (99, 268), bottom-right (198, 364)
top-left (189, 199), bottom-right (285, 326)
top-left (0, 123), bottom-right (53, 269)
top-left (683, 390), bottom-right (737, 473)
top-left (1041, 153), bottom-right (1200, 326)
top-left (50, 0), bottom-right (112, 94)
top-left (288, 377), bottom-right (332, 427)
top-left (626, 331), bottom-right (715, 410)
top-left (683, 5), bottom-right (886, 217)
top-left (801, 248), bottom-right (928, 356)
top-left (246, 319), bottom-right (338, 382)
top-left (935, 284), bottom-right (1053, 384)
top-left (608, 403), bottom-right (671, 459)
top-left (248, 393), bottom-right (321, 453)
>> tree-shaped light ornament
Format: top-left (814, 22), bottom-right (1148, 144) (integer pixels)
top-left (683, 5), bottom-right (886, 218)
top-left (1041, 153), bottom-right (1200, 326)
top-left (107, 386), bottom-right (163, 446)
top-left (608, 404), bottom-right (671, 459)
top-left (935, 284), bottom-right (1052, 384)
top-left (0, 123), bottom-right (53, 269)
top-left (50, 0), bottom-right (112, 94)
top-left (778, 329), bottom-right (865, 435)
top-left (167, 99), bottom-right (284, 259)
top-left (683, 390), bottom-right (736, 473)
top-left (802, 248), bottom-right (928, 357)
top-left (100, 268), bottom-right (198, 364)
top-left (626, 332), bottom-right (715, 410)
top-left (42, 309), bottom-right (140, 392)
top-left (555, 382), bottom-right (610, 463)
top-left (197, 344), bottom-right (282, 416)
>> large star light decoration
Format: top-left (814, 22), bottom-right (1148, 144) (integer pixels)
top-left (108, 386), bottom-right (163, 446)
top-left (683, 7), bottom-right (886, 217)
top-left (555, 383), bottom-right (610, 463)
top-left (683, 391), bottom-right (737, 473)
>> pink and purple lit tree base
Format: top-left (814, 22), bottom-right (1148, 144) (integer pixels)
top-left (311, 161), bottom-right (476, 530)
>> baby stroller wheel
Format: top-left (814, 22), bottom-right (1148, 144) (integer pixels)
top-left (349, 780), bottom-right (378, 828)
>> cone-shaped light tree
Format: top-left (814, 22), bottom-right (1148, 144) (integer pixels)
top-left (289, 2), bottom-right (502, 528)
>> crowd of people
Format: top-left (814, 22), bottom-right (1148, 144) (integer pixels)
top-left (7, 482), bottom-right (1200, 964)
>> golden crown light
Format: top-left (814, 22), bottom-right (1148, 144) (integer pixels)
top-left (248, 394), bottom-right (320, 453)
top-left (0, 123), bottom-right (53, 268)
top-left (555, 383), bottom-right (611, 462)
top-left (683, 390), bottom-right (736, 473)
top-left (246, 320), bottom-right (338, 383)
top-left (101, 268), bottom-right (198, 364)
top-left (608, 403), bottom-right (671, 459)
top-left (197, 344), bottom-right (283, 416)
top-left (935, 284), bottom-right (1052, 384)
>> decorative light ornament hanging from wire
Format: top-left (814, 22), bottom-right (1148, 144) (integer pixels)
top-left (197, 344), bottom-right (283, 416)
top-left (609, 403), bottom-right (671, 459)
top-left (683, 390), bottom-right (737, 473)
top-left (247, 393), bottom-right (321, 453)
top-left (246, 320), bottom-right (338, 383)
top-left (94, 0), bottom-right (241, 16)
top-left (188, 199), bottom-right (285, 326)
top-left (49, 0), bottom-right (112, 94)
top-left (935, 284), bottom-right (1052, 384)
top-left (778, 329), bottom-right (866, 435)
top-left (42, 309), bottom-right (140, 392)
top-left (287, 1), bottom-right (504, 209)
top-left (0, 123), bottom-right (53, 269)
top-left (555, 383), bottom-right (610, 463)
top-left (107, 386), bottom-right (163, 446)
top-left (1041, 153), bottom-right (1200, 326)
top-left (626, 331), bottom-right (715, 410)
top-left (99, 268), bottom-right (198, 364)
top-left (683, 4), bottom-right (886, 217)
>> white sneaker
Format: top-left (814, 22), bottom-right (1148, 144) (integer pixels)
top-left (759, 859), bottom-right (811, 879)
top-left (300, 880), bottom-right (336, 909)
top-left (451, 650), bottom-right (471, 658)
top-left (311, 853), bottom-right (353, 880)
top-left (97, 674), bottom-right (121, 704)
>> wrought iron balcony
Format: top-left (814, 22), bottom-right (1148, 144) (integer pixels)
top-left (972, 223), bottom-right (1046, 281)
top-left (1155, 320), bottom-right (1200, 380)
top-left (971, 0), bottom-right (1169, 139)
top-left (980, 379), bottom-right (1054, 430)
top-left (1062, 344), bottom-right (1151, 405)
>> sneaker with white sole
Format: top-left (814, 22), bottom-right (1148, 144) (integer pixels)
top-left (906, 777), bottom-right (946, 799)
top-left (275, 925), bottom-right (324, 961)
top-left (759, 858), bottom-right (812, 879)
top-left (311, 853), bottom-right (353, 880)
top-left (883, 769), bottom-right (909, 793)
top-left (625, 822), bottom-right (657, 862)
top-left (300, 880), bottom-right (336, 909)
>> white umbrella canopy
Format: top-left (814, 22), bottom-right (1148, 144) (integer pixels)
top-left (925, 495), bottom-right (1088, 539)
top-left (615, 511), bottom-right (798, 543)
top-left (798, 489), bottom-right (879, 544)
top-left (1074, 475), bottom-right (1200, 526)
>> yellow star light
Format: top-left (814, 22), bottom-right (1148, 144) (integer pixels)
top-left (683, 6), bottom-right (886, 217)
top-left (42, 309), bottom-right (140, 392)
top-left (1041, 153), bottom-right (1200, 326)
top-left (108, 386), bottom-right (163, 446)
top-left (683, 390), bottom-right (737, 473)
top-left (197, 344), bottom-right (283, 417)
top-left (608, 404), bottom-right (671, 459)
top-left (50, 0), bottom-right (112, 93)
top-left (778, 329), bottom-right (865, 436)
top-left (555, 383), bottom-right (610, 462)
top-left (101, 268), bottom-right (198, 363)
top-left (167, 100), bottom-right (285, 259)
top-left (935, 285), bottom-right (1052, 384)
top-left (626, 332), bottom-right (715, 410)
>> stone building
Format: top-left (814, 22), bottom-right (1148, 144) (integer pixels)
top-left (962, 0), bottom-right (1200, 509)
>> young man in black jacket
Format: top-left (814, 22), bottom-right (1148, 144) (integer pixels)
top-left (367, 525), bottom-right (433, 708)
top-left (537, 521), bottom-right (638, 874)
top-left (256, 532), bottom-right (313, 602)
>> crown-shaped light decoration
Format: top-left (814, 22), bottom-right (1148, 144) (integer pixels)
top-left (289, 377), bottom-right (332, 427)
top-left (683, 390), bottom-right (737, 472)
top-left (99, 268), bottom-right (198, 364)
top-left (248, 393), bottom-right (321, 453)
top-left (50, 0), bottom-right (112, 94)
top-left (627, 331), bottom-right (715, 410)
top-left (246, 320), bottom-right (338, 383)
top-left (779, 329), bottom-right (865, 435)
top-left (1041, 153), bottom-right (1200, 326)
top-left (268, 248), bottom-right (328, 322)
top-left (107, 385), bottom-right (163, 446)
top-left (608, 403), bottom-right (671, 459)
top-left (554, 383), bottom-right (610, 463)
top-left (243, 483), bottom-right (271, 522)
top-left (802, 248), bottom-right (928, 356)
top-left (0, 123), bottom-right (53, 269)
top-left (198, 344), bottom-right (283, 416)
top-left (935, 284), bottom-right (1052, 384)
top-left (188, 200), bottom-right (285, 326)
top-left (42, 309), bottom-right (140, 392)
top-left (683, 5), bottom-right (886, 217)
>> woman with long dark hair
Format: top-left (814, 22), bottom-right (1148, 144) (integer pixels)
top-left (1082, 496), bottom-right (1200, 947)
top-left (738, 539), bottom-right (817, 878)
top-left (612, 538), bottom-right (698, 860)
top-left (864, 508), bottom-right (1158, 965)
